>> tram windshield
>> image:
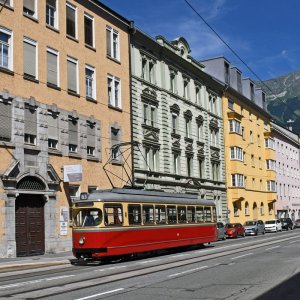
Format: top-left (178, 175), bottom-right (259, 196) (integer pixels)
top-left (73, 209), bottom-right (103, 227)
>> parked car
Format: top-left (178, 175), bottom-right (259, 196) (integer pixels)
top-left (265, 219), bottom-right (282, 232)
top-left (294, 219), bottom-right (300, 228)
top-left (225, 223), bottom-right (245, 238)
top-left (244, 220), bottom-right (265, 236)
top-left (280, 218), bottom-right (294, 230)
top-left (217, 222), bottom-right (226, 240)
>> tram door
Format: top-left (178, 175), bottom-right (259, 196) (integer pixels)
top-left (15, 194), bottom-right (45, 257)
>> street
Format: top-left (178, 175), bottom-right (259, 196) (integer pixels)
top-left (0, 230), bottom-right (300, 299)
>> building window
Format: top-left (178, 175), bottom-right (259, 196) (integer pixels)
top-left (143, 103), bottom-right (157, 127)
top-left (47, 111), bottom-right (58, 149)
top-left (199, 159), bottom-right (204, 179)
top-left (171, 113), bottom-right (178, 134)
top-left (0, 100), bottom-right (12, 141)
top-left (0, 0), bottom-right (12, 6)
top-left (195, 86), bottom-right (201, 105)
top-left (251, 154), bottom-right (254, 166)
top-left (68, 118), bottom-right (78, 153)
top-left (46, 0), bottom-right (58, 28)
top-left (66, 2), bottom-right (77, 38)
top-left (185, 118), bottom-right (191, 138)
top-left (260, 203), bottom-right (264, 215)
top-left (257, 134), bottom-right (261, 146)
top-left (237, 71), bottom-right (242, 93)
top-left (250, 82), bottom-right (255, 101)
top-left (231, 174), bottom-right (245, 187)
top-left (230, 147), bottom-right (244, 161)
top-left (265, 138), bottom-right (275, 149)
top-left (187, 156), bottom-right (193, 177)
top-left (169, 69), bottom-right (177, 93)
top-left (84, 13), bottom-right (94, 47)
top-left (210, 129), bottom-right (218, 147)
top-left (259, 157), bottom-right (262, 168)
top-left (145, 147), bottom-right (159, 172)
top-left (228, 99), bottom-right (234, 110)
top-left (250, 131), bottom-right (253, 143)
top-left (264, 121), bottom-right (268, 130)
top-left (245, 202), bottom-right (249, 216)
top-left (229, 119), bottom-right (241, 134)
top-left (23, 37), bottom-right (37, 79)
top-left (110, 127), bottom-right (121, 161)
top-left (266, 159), bottom-right (276, 170)
top-left (87, 121), bottom-right (96, 157)
top-left (23, 0), bottom-right (37, 18)
top-left (85, 65), bottom-right (96, 99)
top-left (107, 75), bottom-right (121, 108)
top-left (211, 162), bottom-right (219, 181)
top-left (24, 105), bottom-right (37, 145)
top-left (267, 180), bottom-right (276, 192)
top-left (173, 153), bottom-right (180, 174)
top-left (197, 123), bottom-right (203, 141)
top-left (141, 54), bottom-right (155, 84)
top-left (106, 26), bottom-right (119, 60)
top-left (67, 56), bottom-right (78, 93)
top-left (183, 77), bottom-right (189, 99)
top-left (209, 95), bottom-right (217, 114)
top-left (46, 48), bottom-right (59, 87)
top-left (0, 27), bottom-right (12, 70)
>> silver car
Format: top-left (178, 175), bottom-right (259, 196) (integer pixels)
top-left (244, 220), bottom-right (265, 236)
top-left (217, 222), bottom-right (226, 240)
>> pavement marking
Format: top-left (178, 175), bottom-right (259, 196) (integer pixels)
top-left (74, 288), bottom-right (124, 300)
top-left (168, 265), bottom-right (208, 277)
top-left (265, 245), bottom-right (280, 251)
top-left (171, 254), bottom-right (189, 258)
top-left (138, 259), bottom-right (161, 264)
top-left (288, 240), bottom-right (299, 244)
top-left (231, 253), bottom-right (253, 260)
top-left (94, 266), bottom-right (128, 272)
top-left (0, 275), bottom-right (75, 290)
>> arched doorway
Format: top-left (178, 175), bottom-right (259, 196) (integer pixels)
top-left (15, 177), bottom-right (46, 257)
top-left (253, 202), bottom-right (258, 220)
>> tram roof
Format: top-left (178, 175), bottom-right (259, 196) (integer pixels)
top-left (74, 188), bottom-right (215, 206)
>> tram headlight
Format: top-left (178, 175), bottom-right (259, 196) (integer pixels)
top-left (78, 236), bottom-right (85, 245)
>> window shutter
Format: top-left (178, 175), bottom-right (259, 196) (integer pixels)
top-left (23, 41), bottom-right (36, 77)
top-left (24, 0), bottom-right (35, 12)
top-left (87, 124), bottom-right (95, 147)
top-left (47, 113), bottom-right (58, 140)
top-left (0, 101), bottom-right (11, 140)
top-left (25, 107), bottom-right (37, 135)
top-left (68, 119), bottom-right (77, 145)
top-left (47, 51), bottom-right (57, 85)
top-left (67, 60), bottom-right (77, 92)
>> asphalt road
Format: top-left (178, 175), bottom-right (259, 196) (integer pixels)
top-left (1, 230), bottom-right (300, 300)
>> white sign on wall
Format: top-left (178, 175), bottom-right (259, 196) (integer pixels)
top-left (60, 207), bottom-right (68, 236)
top-left (63, 164), bottom-right (83, 182)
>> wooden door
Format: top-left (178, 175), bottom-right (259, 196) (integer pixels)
top-left (15, 195), bottom-right (45, 256)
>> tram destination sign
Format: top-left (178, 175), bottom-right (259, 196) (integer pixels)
top-left (63, 164), bottom-right (83, 182)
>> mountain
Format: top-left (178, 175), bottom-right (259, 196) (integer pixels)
top-left (258, 70), bottom-right (300, 134)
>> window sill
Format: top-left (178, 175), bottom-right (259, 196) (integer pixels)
top-left (85, 44), bottom-right (96, 52)
top-left (23, 74), bottom-right (39, 84)
top-left (108, 104), bottom-right (122, 112)
top-left (0, 67), bottom-right (14, 76)
top-left (87, 156), bottom-right (100, 162)
top-left (46, 24), bottom-right (60, 33)
top-left (24, 144), bottom-right (41, 152)
top-left (23, 13), bottom-right (38, 23)
top-left (47, 82), bottom-right (61, 91)
top-left (68, 152), bottom-right (81, 159)
top-left (1, 3), bottom-right (14, 11)
top-left (0, 140), bottom-right (14, 148)
top-left (86, 96), bottom-right (97, 103)
top-left (68, 90), bottom-right (80, 98)
top-left (66, 34), bottom-right (79, 43)
top-left (111, 159), bottom-right (123, 166)
top-left (106, 55), bottom-right (121, 64)
top-left (48, 148), bottom-right (62, 156)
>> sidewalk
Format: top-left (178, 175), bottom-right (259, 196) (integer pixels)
top-left (0, 251), bottom-right (74, 273)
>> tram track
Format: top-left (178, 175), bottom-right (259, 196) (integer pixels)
top-left (1, 231), bottom-right (300, 299)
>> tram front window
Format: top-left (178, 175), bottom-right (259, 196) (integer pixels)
top-left (74, 209), bottom-right (102, 227)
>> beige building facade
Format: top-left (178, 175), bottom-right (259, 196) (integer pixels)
top-left (0, 0), bottom-right (132, 257)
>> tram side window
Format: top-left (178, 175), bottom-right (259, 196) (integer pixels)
top-left (177, 206), bottom-right (187, 223)
top-left (187, 206), bottom-right (195, 223)
top-left (213, 207), bottom-right (217, 222)
top-left (104, 204), bottom-right (123, 226)
top-left (196, 206), bottom-right (204, 223)
top-left (143, 205), bottom-right (154, 225)
top-left (167, 206), bottom-right (177, 224)
top-left (128, 204), bottom-right (141, 225)
top-left (155, 205), bottom-right (166, 224)
top-left (74, 209), bottom-right (102, 227)
top-left (204, 206), bottom-right (212, 222)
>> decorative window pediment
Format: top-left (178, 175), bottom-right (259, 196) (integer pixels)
top-left (170, 103), bottom-right (180, 114)
top-left (184, 110), bottom-right (193, 120)
top-left (209, 118), bottom-right (219, 130)
top-left (196, 115), bottom-right (204, 125)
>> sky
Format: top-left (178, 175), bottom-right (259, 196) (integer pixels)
top-left (100, 0), bottom-right (300, 81)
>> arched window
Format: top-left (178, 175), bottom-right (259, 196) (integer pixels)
top-left (260, 202), bottom-right (264, 216)
top-left (245, 202), bottom-right (249, 216)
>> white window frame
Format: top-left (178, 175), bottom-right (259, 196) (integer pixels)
top-left (85, 64), bottom-right (96, 99)
top-left (66, 2), bottom-right (77, 39)
top-left (46, 0), bottom-right (59, 29)
top-left (106, 25), bottom-right (120, 60)
top-left (0, 27), bottom-right (13, 71)
top-left (230, 146), bottom-right (244, 161)
top-left (107, 74), bottom-right (121, 108)
top-left (67, 56), bottom-right (79, 93)
top-left (265, 138), bottom-right (275, 149)
top-left (23, 37), bottom-right (38, 79)
top-left (229, 119), bottom-right (241, 134)
top-left (23, 0), bottom-right (38, 19)
top-left (231, 174), bottom-right (245, 187)
top-left (195, 85), bottom-right (201, 105)
top-left (267, 180), bottom-right (276, 192)
top-left (84, 13), bottom-right (94, 47)
top-left (266, 159), bottom-right (276, 171)
top-left (46, 47), bottom-right (60, 87)
top-left (0, 0), bottom-right (13, 7)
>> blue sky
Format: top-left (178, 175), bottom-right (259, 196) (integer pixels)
top-left (101, 0), bottom-right (300, 81)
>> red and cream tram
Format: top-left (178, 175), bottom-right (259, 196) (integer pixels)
top-left (72, 188), bottom-right (217, 260)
